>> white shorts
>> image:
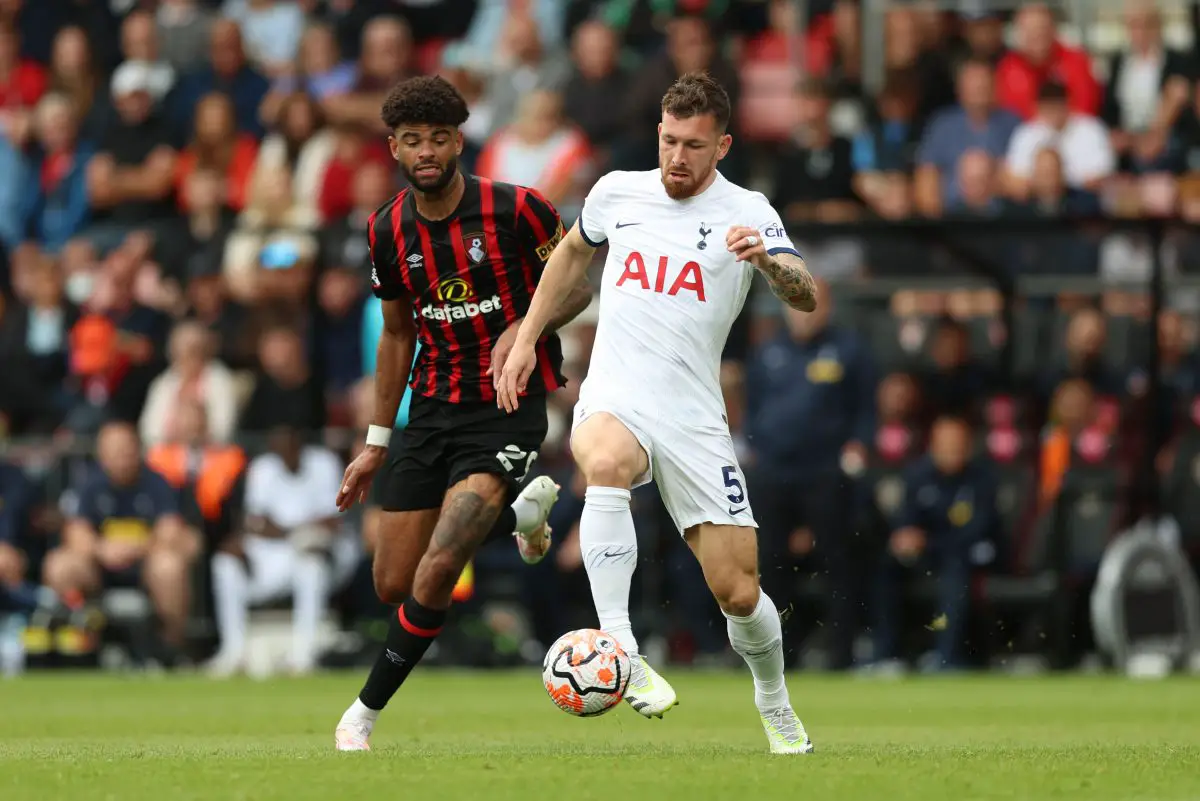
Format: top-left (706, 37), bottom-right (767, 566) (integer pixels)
top-left (242, 531), bottom-right (361, 605)
top-left (572, 398), bottom-right (757, 533)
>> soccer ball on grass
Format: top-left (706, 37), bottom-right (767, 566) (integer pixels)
top-left (542, 629), bottom-right (630, 717)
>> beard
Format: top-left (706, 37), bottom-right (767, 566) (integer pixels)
top-left (659, 158), bottom-right (715, 199)
top-left (400, 156), bottom-right (459, 194)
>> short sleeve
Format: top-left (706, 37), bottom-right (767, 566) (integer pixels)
top-left (515, 187), bottom-right (565, 265)
top-left (578, 171), bottom-right (619, 247)
top-left (746, 195), bottom-right (801, 259)
top-left (243, 458), bottom-right (271, 517)
top-left (368, 207), bottom-right (405, 301)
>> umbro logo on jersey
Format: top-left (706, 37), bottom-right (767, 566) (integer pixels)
top-left (406, 253), bottom-right (424, 265)
top-left (615, 221), bottom-right (641, 229)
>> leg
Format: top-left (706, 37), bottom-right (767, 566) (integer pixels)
top-left (686, 522), bottom-right (813, 754)
top-left (290, 546), bottom-right (333, 673)
top-left (570, 412), bottom-right (650, 658)
top-left (932, 552), bottom-right (971, 670)
top-left (210, 547), bottom-right (252, 669)
top-left (871, 550), bottom-right (909, 663)
top-left (142, 540), bottom-right (196, 648)
top-left (372, 510), bottom-right (441, 604)
top-left (41, 547), bottom-right (100, 599)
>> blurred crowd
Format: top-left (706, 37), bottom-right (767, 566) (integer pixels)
top-left (2, 0), bottom-right (1200, 674)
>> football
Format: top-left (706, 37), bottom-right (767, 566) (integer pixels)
top-left (542, 629), bottom-right (630, 717)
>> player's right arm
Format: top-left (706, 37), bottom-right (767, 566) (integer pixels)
top-left (496, 222), bottom-right (597, 412)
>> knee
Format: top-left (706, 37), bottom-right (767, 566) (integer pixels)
top-left (373, 559), bottom-right (411, 605)
top-left (583, 453), bottom-right (640, 489)
top-left (711, 572), bottom-right (761, 618)
top-left (42, 547), bottom-right (95, 593)
top-left (144, 550), bottom-right (188, 589)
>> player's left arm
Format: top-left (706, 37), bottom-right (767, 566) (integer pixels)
top-left (726, 207), bottom-right (817, 312)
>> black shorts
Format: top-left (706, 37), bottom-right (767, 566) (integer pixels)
top-left (376, 393), bottom-right (549, 512)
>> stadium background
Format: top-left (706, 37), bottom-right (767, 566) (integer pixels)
top-left (0, 0), bottom-right (1199, 678)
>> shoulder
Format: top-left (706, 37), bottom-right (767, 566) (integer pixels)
top-left (589, 169), bottom-right (654, 198)
top-left (247, 452), bottom-right (282, 481)
top-left (139, 467), bottom-right (174, 494)
top-left (922, 107), bottom-right (960, 134)
top-left (369, 190), bottom-right (408, 227)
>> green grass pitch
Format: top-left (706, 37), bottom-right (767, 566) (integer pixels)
top-left (2, 671), bottom-right (1198, 801)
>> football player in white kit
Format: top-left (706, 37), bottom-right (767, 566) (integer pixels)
top-left (495, 72), bottom-right (817, 754)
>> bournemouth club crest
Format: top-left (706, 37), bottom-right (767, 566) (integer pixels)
top-left (463, 232), bottom-right (487, 264)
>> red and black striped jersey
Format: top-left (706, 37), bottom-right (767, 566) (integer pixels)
top-left (367, 174), bottom-right (567, 404)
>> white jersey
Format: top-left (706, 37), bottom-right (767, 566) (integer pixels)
top-left (577, 169), bottom-right (799, 422)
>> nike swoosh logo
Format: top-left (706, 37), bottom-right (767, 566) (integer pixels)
top-left (602, 546), bottom-right (635, 559)
top-left (728, 506), bottom-right (747, 515)
top-left (615, 221), bottom-right (641, 229)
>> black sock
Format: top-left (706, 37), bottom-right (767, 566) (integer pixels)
top-left (358, 597), bottom-right (448, 710)
top-left (484, 506), bottom-right (517, 545)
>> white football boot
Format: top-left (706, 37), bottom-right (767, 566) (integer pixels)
top-left (624, 656), bottom-right (679, 718)
top-left (513, 476), bottom-right (559, 564)
top-left (334, 716), bottom-right (374, 751)
top-left (759, 706), bottom-right (815, 754)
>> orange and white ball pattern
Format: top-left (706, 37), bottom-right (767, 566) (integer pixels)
top-left (542, 629), bottom-right (630, 717)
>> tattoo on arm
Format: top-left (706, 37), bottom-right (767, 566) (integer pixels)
top-left (759, 253), bottom-right (818, 312)
top-left (546, 279), bottom-right (593, 333)
top-left (431, 490), bottom-right (504, 560)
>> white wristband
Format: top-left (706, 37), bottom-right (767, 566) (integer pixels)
top-left (366, 424), bottom-right (392, 448)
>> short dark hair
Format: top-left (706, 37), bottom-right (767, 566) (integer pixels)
top-left (661, 71), bottom-right (731, 132)
top-left (380, 76), bottom-right (469, 131)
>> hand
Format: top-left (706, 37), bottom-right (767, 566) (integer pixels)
top-left (336, 445), bottom-right (388, 512)
top-left (788, 527), bottom-right (815, 557)
top-left (496, 338), bottom-right (537, 413)
top-left (487, 319), bottom-right (523, 382)
top-left (96, 538), bottom-right (145, 572)
top-left (726, 225), bottom-right (770, 270)
top-left (0, 542), bottom-right (26, 588)
top-left (889, 527), bottom-right (926, 561)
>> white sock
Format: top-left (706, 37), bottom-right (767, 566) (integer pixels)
top-left (725, 589), bottom-right (790, 712)
top-left (342, 697), bottom-right (380, 724)
top-left (291, 552), bottom-right (331, 669)
top-left (211, 553), bottom-right (249, 660)
top-left (580, 486), bottom-right (640, 657)
top-left (511, 495), bottom-right (540, 532)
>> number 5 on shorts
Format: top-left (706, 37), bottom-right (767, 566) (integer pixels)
top-left (722, 465), bottom-right (745, 505)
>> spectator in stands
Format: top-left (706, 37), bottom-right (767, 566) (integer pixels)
top-left (209, 425), bottom-right (355, 675)
top-left (1004, 82), bottom-right (1114, 201)
top-left (920, 317), bottom-right (991, 421)
top-left (482, 10), bottom-right (571, 137)
top-left (853, 72), bottom-right (922, 214)
top-left (1006, 149), bottom-right (1102, 276)
top-left (85, 61), bottom-right (180, 253)
top-left (156, 0), bottom-right (215, 74)
top-left (252, 92), bottom-right (336, 223)
top-left (775, 77), bottom-right (859, 223)
top-left (8, 253), bottom-right (78, 419)
top-left (24, 92), bottom-right (94, 252)
top-left (457, 0), bottom-right (565, 61)
top-left (42, 422), bottom-right (199, 653)
top-left (561, 20), bottom-right (628, 161)
top-left (120, 10), bottom-right (176, 105)
top-left (746, 279), bottom-right (875, 669)
top-left (1039, 378), bottom-right (1098, 507)
top-left (321, 16), bottom-right (413, 133)
top-left (260, 21), bottom-right (356, 128)
top-left (170, 19), bottom-right (269, 138)
top-left (48, 26), bottom-right (113, 144)
top-left (222, 0), bottom-right (305, 79)
top-left (240, 325), bottom-right (322, 432)
top-left (477, 89), bottom-right (592, 220)
top-left (0, 458), bottom-right (37, 614)
top-left (994, 3), bottom-right (1100, 121)
top-left (223, 165), bottom-right (318, 308)
top-left (0, 23), bottom-right (46, 118)
top-left (872, 415), bottom-right (997, 671)
top-left (0, 107), bottom-right (28, 251)
top-left (1131, 309), bottom-right (1200, 431)
top-left (1102, 0), bottom-right (1193, 173)
top-left (157, 167), bottom-right (237, 286)
top-left (915, 58), bottom-right (1019, 217)
top-left (175, 92), bottom-right (258, 213)
top-left (883, 6), bottom-right (954, 124)
top-left (139, 320), bottom-right (237, 446)
top-left (184, 241), bottom-right (254, 371)
top-left (948, 149), bottom-right (1001, 217)
top-left (953, 8), bottom-right (1007, 68)
top-left (146, 397), bottom-right (246, 543)
top-left (317, 120), bottom-right (392, 222)
top-left (1041, 307), bottom-right (1125, 404)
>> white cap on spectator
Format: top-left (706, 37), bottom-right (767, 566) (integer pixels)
top-left (111, 60), bottom-right (156, 97)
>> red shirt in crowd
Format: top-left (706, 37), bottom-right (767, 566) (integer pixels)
top-left (995, 41), bottom-right (1101, 120)
top-left (0, 60), bottom-right (47, 109)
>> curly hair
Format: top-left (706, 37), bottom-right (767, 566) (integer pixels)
top-left (661, 71), bottom-right (731, 132)
top-left (380, 76), bottom-right (470, 131)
